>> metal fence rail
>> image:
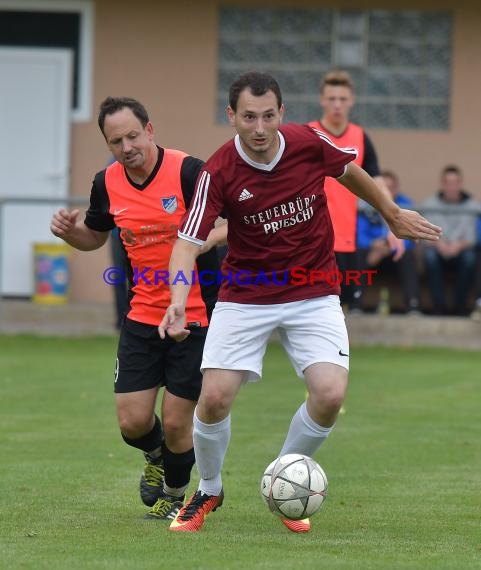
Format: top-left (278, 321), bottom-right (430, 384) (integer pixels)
top-left (1, 195), bottom-right (480, 303)
top-left (0, 196), bottom-right (89, 303)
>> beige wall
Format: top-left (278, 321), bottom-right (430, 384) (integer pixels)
top-left (69, 0), bottom-right (481, 302)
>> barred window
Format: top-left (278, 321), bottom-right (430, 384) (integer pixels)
top-left (217, 8), bottom-right (452, 129)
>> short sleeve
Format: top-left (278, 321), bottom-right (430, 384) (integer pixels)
top-left (178, 168), bottom-right (225, 243)
top-left (180, 156), bottom-right (204, 208)
top-left (84, 170), bottom-right (116, 232)
top-left (362, 133), bottom-right (381, 178)
top-left (310, 128), bottom-right (358, 179)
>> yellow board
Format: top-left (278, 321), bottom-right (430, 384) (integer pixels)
top-left (32, 243), bottom-right (70, 304)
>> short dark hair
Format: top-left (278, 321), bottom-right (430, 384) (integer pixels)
top-left (381, 170), bottom-right (398, 183)
top-left (442, 164), bottom-right (462, 177)
top-left (228, 72), bottom-right (282, 112)
top-left (98, 97), bottom-right (149, 135)
top-left (320, 70), bottom-right (354, 94)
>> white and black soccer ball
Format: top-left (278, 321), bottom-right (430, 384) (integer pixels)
top-left (260, 453), bottom-right (328, 520)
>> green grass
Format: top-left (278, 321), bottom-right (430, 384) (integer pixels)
top-left (0, 336), bottom-right (480, 569)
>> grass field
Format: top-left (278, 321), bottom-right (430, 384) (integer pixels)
top-left (0, 335), bottom-right (480, 570)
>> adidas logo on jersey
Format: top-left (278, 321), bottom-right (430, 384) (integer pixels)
top-left (238, 188), bottom-right (254, 201)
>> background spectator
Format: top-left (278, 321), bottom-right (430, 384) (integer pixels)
top-left (471, 216), bottom-right (481, 319)
top-left (419, 165), bottom-right (480, 315)
top-left (356, 170), bottom-right (421, 314)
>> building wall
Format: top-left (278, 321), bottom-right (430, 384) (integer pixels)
top-left (69, 0), bottom-right (481, 302)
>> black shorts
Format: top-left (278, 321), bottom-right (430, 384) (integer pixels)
top-left (114, 318), bottom-right (207, 400)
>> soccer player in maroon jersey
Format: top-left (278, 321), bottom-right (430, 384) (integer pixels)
top-left (50, 97), bottom-right (226, 521)
top-left (159, 72), bottom-right (442, 533)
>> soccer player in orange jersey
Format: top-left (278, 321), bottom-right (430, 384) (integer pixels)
top-left (51, 97), bottom-right (226, 520)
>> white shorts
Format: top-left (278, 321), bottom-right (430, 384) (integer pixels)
top-left (201, 295), bottom-right (349, 382)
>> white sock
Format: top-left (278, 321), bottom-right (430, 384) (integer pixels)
top-left (280, 401), bottom-right (333, 457)
top-left (193, 408), bottom-right (230, 496)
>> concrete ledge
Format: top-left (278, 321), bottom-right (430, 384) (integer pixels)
top-left (0, 300), bottom-right (480, 349)
top-left (346, 313), bottom-right (481, 350)
top-left (0, 299), bottom-right (117, 336)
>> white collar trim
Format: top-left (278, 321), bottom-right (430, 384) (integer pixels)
top-left (234, 132), bottom-right (285, 171)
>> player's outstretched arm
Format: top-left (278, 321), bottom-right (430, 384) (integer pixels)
top-left (159, 237), bottom-right (202, 341)
top-left (50, 208), bottom-right (108, 251)
top-left (339, 163), bottom-right (442, 242)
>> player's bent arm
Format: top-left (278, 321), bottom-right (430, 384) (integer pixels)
top-left (63, 224), bottom-right (108, 251)
top-left (338, 163), bottom-right (400, 221)
top-left (338, 163), bottom-right (442, 242)
top-left (370, 174), bottom-right (405, 259)
top-left (159, 237), bottom-right (202, 341)
top-left (199, 221), bottom-right (228, 254)
top-left (50, 208), bottom-right (109, 251)
top-left (372, 174), bottom-right (392, 202)
top-left (169, 237), bottom-right (202, 305)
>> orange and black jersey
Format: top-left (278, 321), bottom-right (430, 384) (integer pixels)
top-left (307, 121), bottom-right (381, 253)
top-left (84, 146), bottom-right (219, 326)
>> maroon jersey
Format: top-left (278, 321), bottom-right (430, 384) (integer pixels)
top-left (180, 123), bottom-right (357, 304)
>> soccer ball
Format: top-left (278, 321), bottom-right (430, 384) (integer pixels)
top-left (260, 453), bottom-right (328, 520)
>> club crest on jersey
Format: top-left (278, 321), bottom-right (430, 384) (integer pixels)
top-left (161, 196), bottom-right (178, 214)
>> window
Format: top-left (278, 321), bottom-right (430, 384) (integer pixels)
top-left (0, 0), bottom-right (94, 121)
top-left (217, 8), bottom-right (452, 129)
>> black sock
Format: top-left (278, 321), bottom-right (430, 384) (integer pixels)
top-left (162, 442), bottom-right (195, 489)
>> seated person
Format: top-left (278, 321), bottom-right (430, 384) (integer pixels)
top-left (418, 165), bottom-right (479, 316)
top-left (356, 171), bottom-right (421, 314)
top-left (471, 215), bottom-right (481, 319)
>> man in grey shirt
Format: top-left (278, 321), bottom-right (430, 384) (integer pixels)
top-left (419, 165), bottom-right (481, 315)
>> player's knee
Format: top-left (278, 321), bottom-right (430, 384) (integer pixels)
top-left (118, 412), bottom-right (151, 439)
top-left (162, 413), bottom-right (191, 441)
top-left (198, 392), bottom-right (232, 422)
top-left (324, 390), bottom-right (345, 414)
top-left (309, 384), bottom-right (346, 415)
